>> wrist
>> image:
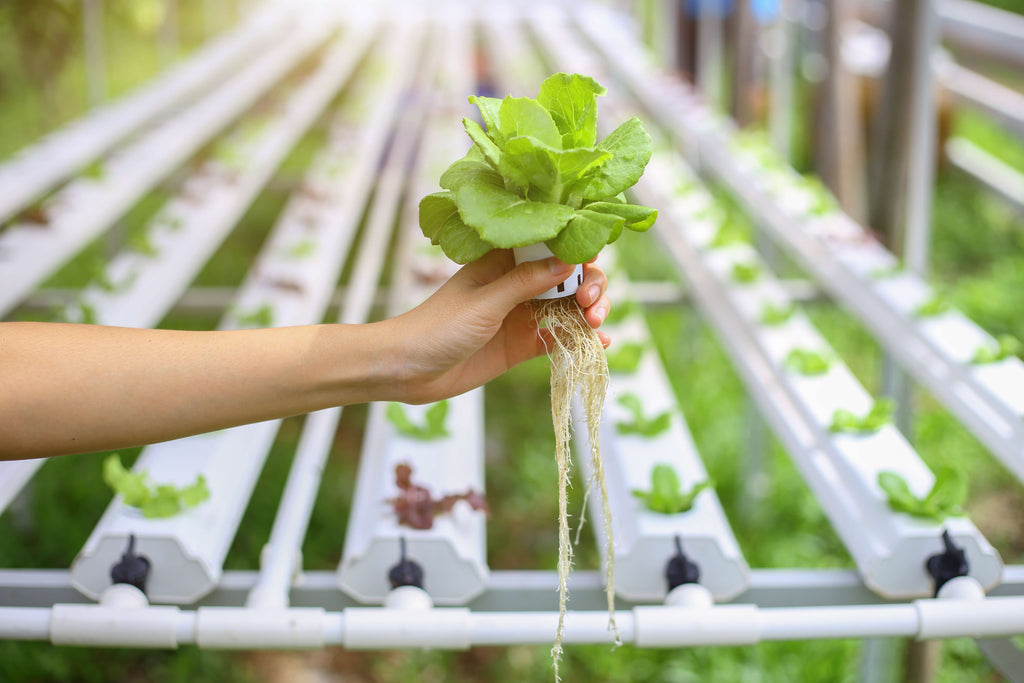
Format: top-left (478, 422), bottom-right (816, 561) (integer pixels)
top-left (310, 321), bottom-right (407, 406)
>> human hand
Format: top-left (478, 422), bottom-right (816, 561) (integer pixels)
top-left (386, 249), bottom-right (610, 404)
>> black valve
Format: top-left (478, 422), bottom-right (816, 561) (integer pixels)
top-left (665, 534), bottom-right (700, 591)
top-left (110, 534), bottom-right (151, 594)
top-left (925, 529), bottom-right (969, 597)
top-left (388, 537), bottom-right (424, 590)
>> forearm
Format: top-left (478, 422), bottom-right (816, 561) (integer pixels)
top-left (0, 322), bottom-right (401, 460)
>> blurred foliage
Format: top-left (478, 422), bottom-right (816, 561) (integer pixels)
top-left (0, 0), bottom-right (226, 159)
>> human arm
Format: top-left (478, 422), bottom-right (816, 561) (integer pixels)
top-left (0, 252), bottom-right (609, 460)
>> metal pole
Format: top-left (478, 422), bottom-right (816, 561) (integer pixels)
top-left (904, 1), bottom-right (939, 278)
top-left (158, 0), bottom-right (180, 66)
top-left (769, 0), bottom-right (797, 162)
top-left (82, 0), bottom-right (107, 106)
top-left (661, 0), bottom-right (680, 71)
top-left (859, 637), bottom-right (903, 683)
top-left (697, 0), bottom-right (724, 109)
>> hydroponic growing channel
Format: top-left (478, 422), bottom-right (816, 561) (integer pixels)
top-left (1, 1), bottom-right (1023, 681)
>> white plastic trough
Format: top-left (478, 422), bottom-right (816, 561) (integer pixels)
top-left (0, 11), bottom-right (331, 318)
top-left (69, 24), bottom-right (424, 604)
top-left (578, 265), bottom-right (750, 602)
top-left (0, 19), bottom-right (375, 521)
top-left (635, 151), bottom-right (1003, 598)
top-left (66, 23), bottom-right (379, 328)
top-left (338, 11), bottom-right (490, 606)
top-left (483, 11), bottom-right (747, 603)
top-left (582, 6), bottom-right (1024, 485)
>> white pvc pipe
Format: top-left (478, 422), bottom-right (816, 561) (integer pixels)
top-left (0, 608), bottom-right (50, 641)
top-left (341, 606), bottom-right (473, 649)
top-left (4, 596), bottom-right (1024, 648)
top-left (246, 409), bottom-right (339, 609)
top-left (634, 604), bottom-right (760, 646)
top-left (760, 604), bottom-right (919, 640)
top-left (469, 611), bottom-right (633, 645)
top-left (196, 607), bottom-right (327, 649)
top-left (50, 603), bottom-right (181, 647)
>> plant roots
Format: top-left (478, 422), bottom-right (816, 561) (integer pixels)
top-left (532, 296), bottom-right (616, 681)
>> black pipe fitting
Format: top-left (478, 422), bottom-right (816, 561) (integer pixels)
top-left (388, 536), bottom-right (425, 590)
top-left (925, 528), bottom-right (969, 597)
top-left (665, 534), bottom-right (701, 591)
top-left (110, 534), bottom-right (151, 594)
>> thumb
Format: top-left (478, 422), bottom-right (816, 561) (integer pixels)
top-left (479, 256), bottom-right (576, 313)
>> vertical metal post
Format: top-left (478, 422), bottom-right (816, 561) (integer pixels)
top-left (770, 0), bottom-right (796, 161)
top-left (739, 399), bottom-right (768, 524)
top-left (82, 0), bottom-right (107, 106)
top-left (158, 0), bottom-right (180, 66)
top-left (887, 0), bottom-right (938, 440)
top-left (820, 0), bottom-right (866, 220)
top-left (898, 12), bottom-right (940, 672)
top-left (697, 0), bottom-right (724, 110)
top-left (661, 0), bottom-right (680, 71)
top-left (904, 1), bottom-right (939, 278)
top-left (860, 638), bottom-right (903, 683)
top-left (203, 0), bottom-right (220, 38)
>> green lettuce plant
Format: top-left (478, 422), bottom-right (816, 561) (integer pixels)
top-left (606, 342), bottom-right (645, 374)
top-left (915, 294), bottom-right (951, 318)
top-left (632, 463), bottom-right (712, 515)
top-left (971, 334), bottom-right (1021, 364)
top-left (386, 401), bottom-right (450, 441)
top-left (829, 398), bottom-right (895, 434)
top-left (785, 348), bottom-right (833, 376)
top-left (103, 454), bottom-right (210, 519)
top-left (418, 72), bottom-right (656, 264)
top-left (760, 302), bottom-right (795, 326)
top-left (616, 392), bottom-right (671, 437)
top-left (877, 466), bottom-right (965, 522)
top-left (731, 261), bottom-right (761, 284)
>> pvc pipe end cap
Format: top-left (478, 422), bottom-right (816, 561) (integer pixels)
top-left (665, 583), bottom-right (714, 609)
top-left (384, 585), bottom-right (434, 610)
top-left (936, 576), bottom-right (985, 601)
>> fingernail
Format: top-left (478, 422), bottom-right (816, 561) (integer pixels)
top-left (587, 285), bottom-right (601, 306)
top-left (548, 257), bottom-right (573, 275)
top-left (593, 304), bottom-right (608, 323)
